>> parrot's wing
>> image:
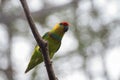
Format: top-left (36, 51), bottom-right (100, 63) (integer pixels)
top-left (25, 46), bottom-right (43, 73)
top-left (43, 32), bottom-right (61, 55)
top-left (25, 32), bottom-right (49, 73)
top-left (42, 32), bottom-right (49, 39)
top-left (25, 32), bottom-right (61, 73)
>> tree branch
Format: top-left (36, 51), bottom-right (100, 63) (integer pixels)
top-left (19, 0), bottom-right (57, 80)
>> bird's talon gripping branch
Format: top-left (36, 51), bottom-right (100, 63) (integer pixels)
top-left (43, 40), bottom-right (48, 47)
top-left (44, 61), bottom-right (52, 66)
top-left (49, 61), bottom-right (52, 66)
top-left (56, 77), bottom-right (58, 80)
top-left (50, 61), bottom-right (53, 64)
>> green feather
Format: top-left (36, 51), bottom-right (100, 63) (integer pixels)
top-left (25, 32), bottom-right (61, 73)
top-left (25, 22), bottom-right (69, 73)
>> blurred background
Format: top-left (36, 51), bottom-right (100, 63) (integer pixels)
top-left (0, 0), bottom-right (120, 80)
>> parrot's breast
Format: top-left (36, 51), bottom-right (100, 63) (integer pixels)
top-left (43, 32), bottom-right (61, 58)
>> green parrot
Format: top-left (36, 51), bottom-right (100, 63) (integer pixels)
top-left (25, 22), bottom-right (69, 73)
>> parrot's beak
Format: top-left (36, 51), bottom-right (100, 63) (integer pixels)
top-left (64, 26), bottom-right (69, 32)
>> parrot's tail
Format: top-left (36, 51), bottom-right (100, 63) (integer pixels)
top-left (25, 58), bottom-right (43, 73)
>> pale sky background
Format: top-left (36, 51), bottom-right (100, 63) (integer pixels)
top-left (0, 0), bottom-right (120, 80)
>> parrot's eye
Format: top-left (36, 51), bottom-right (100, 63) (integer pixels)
top-left (60, 23), bottom-right (63, 26)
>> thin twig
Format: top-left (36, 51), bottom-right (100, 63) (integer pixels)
top-left (19, 0), bottom-right (57, 80)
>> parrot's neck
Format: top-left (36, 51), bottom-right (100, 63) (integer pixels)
top-left (50, 29), bottom-right (65, 41)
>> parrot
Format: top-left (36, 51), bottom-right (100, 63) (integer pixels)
top-left (25, 22), bottom-right (69, 73)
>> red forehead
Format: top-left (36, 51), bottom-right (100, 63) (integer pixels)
top-left (61, 22), bottom-right (69, 26)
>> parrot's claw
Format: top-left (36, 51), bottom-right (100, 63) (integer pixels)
top-left (56, 77), bottom-right (58, 80)
top-left (44, 60), bottom-right (53, 66)
top-left (50, 61), bottom-right (53, 64)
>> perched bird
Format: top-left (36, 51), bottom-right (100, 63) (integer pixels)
top-left (25, 22), bottom-right (69, 73)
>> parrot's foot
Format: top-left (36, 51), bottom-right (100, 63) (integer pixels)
top-left (43, 40), bottom-right (48, 47)
top-left (50, 60), bottom-right (53, 64)
top-left (44, 60), bottom-right (53, 66)
top-left (56, 77), bottom-right (58, 80)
